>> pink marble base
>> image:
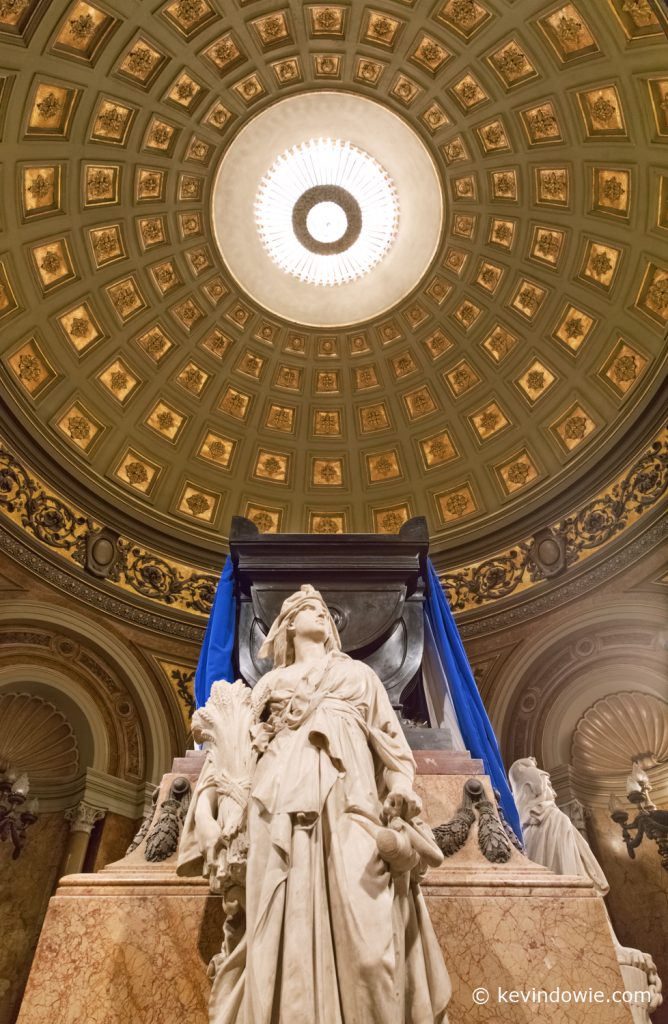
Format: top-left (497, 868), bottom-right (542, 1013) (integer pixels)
top-left (18, 760), bottom-right (634, 1023)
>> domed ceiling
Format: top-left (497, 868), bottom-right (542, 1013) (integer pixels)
top-left (0, 0), bottom-right (666, 562)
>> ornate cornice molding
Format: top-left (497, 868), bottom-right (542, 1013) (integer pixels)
top-left (440, 426), bottom-right (667, 613)
top-left (0, 425), bottom-right (665, 636)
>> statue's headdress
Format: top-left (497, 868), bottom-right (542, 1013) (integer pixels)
top-left (257, 584), bottom-right (341, 668)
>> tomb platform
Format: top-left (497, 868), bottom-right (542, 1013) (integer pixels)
top-left (18, 750), bottom-right (633, 1023)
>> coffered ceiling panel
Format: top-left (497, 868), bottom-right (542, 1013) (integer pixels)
top-left (0, 0), bottom-right (666, 560)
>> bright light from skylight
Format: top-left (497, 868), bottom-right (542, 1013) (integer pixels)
top-left (254, 138), bottom-right (399, 287)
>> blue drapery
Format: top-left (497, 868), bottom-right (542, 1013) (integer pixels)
top-left (425, 560), bottom-right (522, 842)
top-left (194, 554), bottom-right (522, 841)
top-left (195, 555), bottom-right (236, 708)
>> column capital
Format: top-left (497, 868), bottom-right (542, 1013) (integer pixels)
top-left (65, 801), bottom-right (106, 834)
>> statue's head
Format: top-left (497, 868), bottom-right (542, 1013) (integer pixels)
top-left (258, 584), bottom-right (341, 667)
top-left (508, 757), bottom-right (555, 806)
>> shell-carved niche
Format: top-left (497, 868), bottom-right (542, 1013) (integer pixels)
top-left (572, 692), bottom-right (668, 776)
top-left (0, 692), bottom-right (79, 781)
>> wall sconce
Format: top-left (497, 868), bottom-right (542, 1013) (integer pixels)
top-left (0, 762), bottom-right (39, 859)
top-left (609, 755), bottom-right (668, 872)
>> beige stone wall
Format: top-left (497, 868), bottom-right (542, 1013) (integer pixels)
top-left (0, 812), bottom-right (69, 1024)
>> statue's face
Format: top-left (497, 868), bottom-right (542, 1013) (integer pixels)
top-left (292, 600), bottom-right (329, 644)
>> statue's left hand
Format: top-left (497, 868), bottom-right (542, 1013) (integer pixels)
top-left (382, 787), bottom-right (422, 824)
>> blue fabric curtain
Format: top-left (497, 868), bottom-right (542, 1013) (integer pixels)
top-left (425, 559), bottom-right (522, 842)
top-left (195, 555), bottom-right (236, 707)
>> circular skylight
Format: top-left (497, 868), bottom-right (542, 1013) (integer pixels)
top-left (254, 138), bottom-right (399, 287)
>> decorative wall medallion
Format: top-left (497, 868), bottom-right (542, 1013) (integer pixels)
top-left (202, 98), bottom-right (234, 133)
top-left (420, 101), bottom-right (450, 133)
top-left (177, 483), bottom-right (219, 522)
top-left (354, 364), bottom-right (379, 391)
top-left (170, 295), bottom-right (205, 333)
top-left (451, 173), bottom-right (477, 202)
top-left (402, 385), bottom-right (437, 420)
top-left (579, 240), bottom-right (622, 290)
top-left (56, 399), bottom-right (103, 452)
top-left (361, 10), bottom-right (403, 48)
top-left (476, 118), bottom-right (510, 154)
top-left (31, 238), bottom-right (76, 292)
top-left (591, 167), bottom-right (630, 217)
top-left (6, 336), bottom-right (57, 396)
top-left (423, 327), bottom-right (454, 360)
top-left (149, 258), bottom-right (182, 295)
top-left (161, 0), bottom-right (218, 39)
top-left (552, 303), bottom-right (596, 353)
top-left (359, 401), bottom-right (390, 432)
top-left (509, 277), bottom-right (548, 321)
top-left (390, 350), bottom-right (417, 379)
top-left (254, 449), bottom-right (290, 484)
top-left (475, 259), bottom-right (504, 293)
top-left (435, 482), bottom-right (477, 523)
top-left (136, 168), bottom-right (166, 202)
top-left (219, 385), bottom-right (251, 420)
top-left (145, 400), bottom-right (186, 442)
top-left (236, 349), bottom-right (265, 380)
top-left (480, 323), bottom-right (517, 364)
top-left (115, 37), bottom-right (167, 88)
top-left (88, 224), bottom-right (125, 268)
top-left (409, 33), bottom-right (451, 75)
top-left (90, 97), bottom-right (135, 144)
top-left (490, 169), bottom-right (517, 201)
top-left (200, 327), bottom-right (231, 361)
top-left (366, 449), bottom-right (401, 483)
top-left (21, 164), bottom-right (62, 218)
top-left (494, 448), bottom-right (540, 495)
top-left (315, 370), bottom-right (339, 394)
top-left (313, 409), bottom-right (342, 436)
top-left (134, 323), bottom-right (173, 364)
top-left (551, 401), bottom-right (597, 453)
top-left (0, 258), bottom-right (19, 321)
top-left (105, 275), bottom-right (146, 322)
top-left (635, 262), bottom-right (668, 327)
top-left (535, 167), bottom-right (569, 206)
top-left (83, 163), bottom-right (119, 206)
top-left (488, 39), bottom-right (537, 89)
top-left (577, 85), bottom-right (626, 137)
top-left (515, 358), bottom-right (556, 404)
top-left (114, 448), bottom-right (160, 494)
top-left (244, 502), bottom-right (282, 533)
top-left (265, 403), bottom-right (295, 433)
top-left (165, 71), bottom-right (205, 112)
top-left (424, 275), bottom-right (451, 306)
top-left (197, 431), bottom-right (235, 468)
top-left (419, 429), bottom-right (458, 469)
top-left (56, 301), bottom-right (105, 354)
top-left (175, 360), bottom-right (208, 397)
top-left (372, 502), bottom-right (411, 534)
top-left (647, 77), bottom-right (668, 139)
top-left (390, 73), bottom-right (422, 106)
top-left (599, 338), bottom-right (649, 398)
top-left (354, 57), bottom-right (386, 86)
top-left (137, 216), bottom-right (167, 251)
top-left (444, 359), bottom-right (481, 398)
top-left (26, 81), bottom-right (79, 138)
top-left (51, 2), bottom-right (117, 65)
top-left (251, 11), bottom-right (292, 49)
top-left (538, 4), bottom-right (599, 62)
top-left (520, 101), bottom-right (563, 145)
top-left (452, 297), bottom-right (483, 331)
top-left (312, 457), bottom-right (343, 486)
top-left (232, 72), bottom-right (266, 105)
top-left (488, 217), bottom-right (516, 250)
top-left (274, 365), bottom-right (302, 391)
top-left (308, 511), bottom-right (346, 534)
top-left (529, 225), bottom-right (566, 267)
top-left (144, 115), bottom-right (179, 153)
top-left (201, 30), bottom-right (245, 75)
top-left (313, 54), bottom-right (342, 78)
top-left (435, 0), bottom-right (492, 39)
top-left (451, 73), bottom-right (488, 112)
top-left (307, 5), bottom-right (347, 38)
top-left (469, 400), bottom-right (510, 442)
top-left (271, 58), bottom-right (303, 87)
top-left (98, 356), bottom-right (140, 404)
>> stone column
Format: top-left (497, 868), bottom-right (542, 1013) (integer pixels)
top-left (60, 802), bottom-right (106, 877)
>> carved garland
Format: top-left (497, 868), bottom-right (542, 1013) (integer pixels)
top-left (0, 429), bottom-right (666, 621)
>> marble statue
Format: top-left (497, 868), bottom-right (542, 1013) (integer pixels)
top-left (509, 757), bottom-right (662, 1021)
top-left (178, 584), bottom-right (451, 1024)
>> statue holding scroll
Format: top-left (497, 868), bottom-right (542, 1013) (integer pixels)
top-left (178, 584), bottom-right (451, 1024)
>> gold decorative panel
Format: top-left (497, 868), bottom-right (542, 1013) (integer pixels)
top-left (0, 0), bottom-right (665, 549)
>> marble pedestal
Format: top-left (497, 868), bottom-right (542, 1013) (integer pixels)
top-left (18, 753), bottom-right (634, 1023)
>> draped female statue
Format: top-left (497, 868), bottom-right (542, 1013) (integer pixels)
top-left (178, 584), bottom-right (451, 1024)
